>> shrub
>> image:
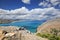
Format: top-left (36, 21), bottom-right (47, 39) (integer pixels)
top-left (36, 33), bottom-right (60, 40)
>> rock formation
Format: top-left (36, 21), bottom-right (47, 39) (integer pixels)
top-left (0, 26), bottom-right (48, 40)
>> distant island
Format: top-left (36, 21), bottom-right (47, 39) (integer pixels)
top-left (0, 19), bottom-right (20, 24)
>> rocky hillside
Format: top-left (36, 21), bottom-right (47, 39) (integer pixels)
top-left (0, 19), bottom-right (20, 24)
top-left (37, 18), bottom-right (60, 33)
top-left (0, 26), bottom-right (48, 40)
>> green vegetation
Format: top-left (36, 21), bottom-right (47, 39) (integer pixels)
top-left (36, 28), bottom-right (60, 40)
top-left (50, 28), bottom-right (60, 36)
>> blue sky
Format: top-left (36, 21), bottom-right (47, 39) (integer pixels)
top-left (0, 0), bottom-right (60, 20)
top-left (0, 0), bottom-right (60, 10)
top-left (0, 0), bottom-right (42, 10)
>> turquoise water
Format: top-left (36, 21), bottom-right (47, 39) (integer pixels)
top-left (0, 20), bottom-right (46, 33)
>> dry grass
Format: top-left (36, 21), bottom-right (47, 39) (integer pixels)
top-left (37, 18), bottom-right (60, 33)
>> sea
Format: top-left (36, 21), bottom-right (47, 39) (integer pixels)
top-left (0, 20), bottom-right (46, 33)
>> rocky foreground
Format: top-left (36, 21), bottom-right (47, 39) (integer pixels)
top-left (0, 26), bottom-right (48, 40)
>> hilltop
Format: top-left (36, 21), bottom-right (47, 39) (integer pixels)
top-left (37, 18), bottom-right (60, 33)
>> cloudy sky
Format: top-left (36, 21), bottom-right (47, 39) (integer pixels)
top-left (0, 0), bottom-right (60, 20)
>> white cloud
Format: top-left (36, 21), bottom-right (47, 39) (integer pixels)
top-left (22, 0), bottom-right (30, 4)
top-left (39, 0), bottom-right (60, 7)
top-left (10, 7), bottom-right (29, 14)
top-left (50, 0), bottom-right (59, 3)
top-left (0, 7), bottom-right (29, 14)
top-left (39, 1), bottom-right (52, 7)
top-left (50, 0), bottom-right (60, 6)
top-left (0, 9), bottom-right (9, 14)
top-left (0, 7), bottom-right (60, 20)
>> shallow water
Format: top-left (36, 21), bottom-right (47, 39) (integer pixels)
top-left (0, 20), bottom-right (46, 33)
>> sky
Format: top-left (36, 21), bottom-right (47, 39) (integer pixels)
top-left (0, 0), bottom-right (42, 10)
top-left (0, 0), bottom-right (60, 20)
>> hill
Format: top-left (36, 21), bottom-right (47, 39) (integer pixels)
top-left (0, 19), bottom-right (20, 24)
top-left (37, 18), bottom-right (60, 33)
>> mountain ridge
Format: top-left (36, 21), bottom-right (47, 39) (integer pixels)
top-left (37, 18), bottom-right (60, 33)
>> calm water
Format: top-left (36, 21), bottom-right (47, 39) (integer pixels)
top-left (0, 20), bottom-right (46, 33)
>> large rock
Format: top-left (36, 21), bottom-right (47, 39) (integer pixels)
top-left (37, 18), bottom-right (60, 33)
top-left (0, 26), bottom-right (19, 32)
top-left (0, 26), bottom-right (48, 40)
top-left (3, 30), bottom-right (48, 40)
top-left (0, 30), bottom-right (7, 40)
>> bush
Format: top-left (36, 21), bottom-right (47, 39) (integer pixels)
top-left (36, 28), bottom-right (60, 40)
top-left (36, 33), bottom-right (50, 38)
top-left (36, 33), bottom-right (60, 40)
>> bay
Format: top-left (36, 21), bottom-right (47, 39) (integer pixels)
top-left (0, 20), bottom-right (46, 33)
